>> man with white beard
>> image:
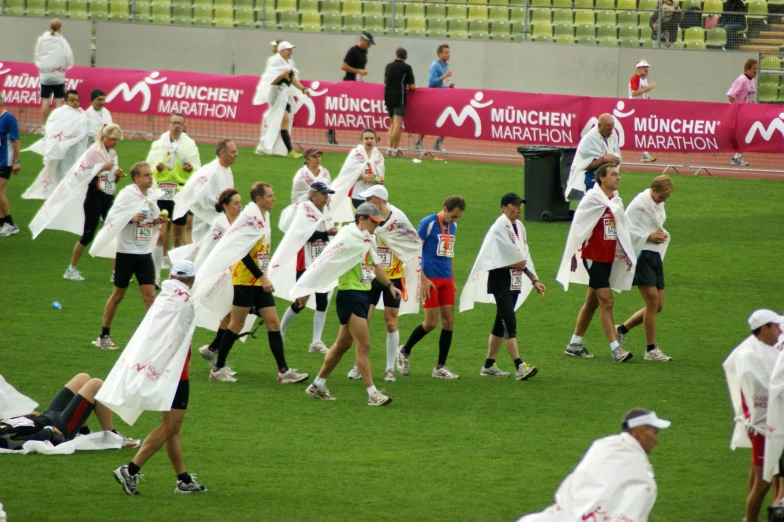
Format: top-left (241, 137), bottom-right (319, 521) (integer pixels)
top-left (84, 89), bottom-right (112, 142)
top-left (519, 408), bottom-right (670, 522)
top-left (22, 89), bottom-right (89, 201)
top-left (172, 139), bottom-right (235, 243)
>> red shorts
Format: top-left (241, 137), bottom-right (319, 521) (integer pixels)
top-left (423, 277), bottom-right (455, 309)
top-left (750, 430), bottom-right (765, 467)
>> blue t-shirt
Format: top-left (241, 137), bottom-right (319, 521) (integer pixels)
top-left (418, 213), bottom-right (456, 279)
top-left (428, 60), bottom-right (450, 88)
top-left (0, 111), bottom-right (20, 168)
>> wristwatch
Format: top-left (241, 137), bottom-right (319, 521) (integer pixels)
top-left (12, 160), bottom-right (20, 164)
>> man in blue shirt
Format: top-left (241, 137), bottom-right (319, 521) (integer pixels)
top-left (415, 45), bottom-right (454, 155)
top-left (0, 96), bottom-right (21, 236)
top-left (397, 195), bottom-right (466, 380)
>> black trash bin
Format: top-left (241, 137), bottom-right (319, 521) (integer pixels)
top-left (517, 146), bottom-right (575, 223)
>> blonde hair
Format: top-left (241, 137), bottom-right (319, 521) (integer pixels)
top-left (130, 162), bottom-right (150, 181)
top-left (96, 123), bottom-right (123, 145)
top-left (651, 175), bottom-right (674, 197)
top-left (50, 19), bottom-right (62, 35)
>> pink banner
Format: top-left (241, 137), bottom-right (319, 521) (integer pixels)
top-left (2, 60), bottom-right (783, 154)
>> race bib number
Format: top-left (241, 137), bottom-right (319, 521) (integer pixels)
top-left (310, 240), bottom-right (326, 259)
top-left (2, 417), bottom-right (35, 428)
top-left (98, 175), bottom-right (115, 195)
top-left (603, 218), bottom-right (617, 240)
top-left (135, 222), bottom-right (154, 242)
top-left (256, 251), bottom-right (270, 272)
top-left (437, 234), bottom-right (455, 258)
top-left (360, 263), bottom-right (375, 284)
top-left (510, 269), bottom-right (523, 291)
top-left (377, 247), bottom-right (392, 269)
top-left (158, 182), bottom-right (178, 200)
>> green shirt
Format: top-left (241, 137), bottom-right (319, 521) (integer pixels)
top-left (153, 161), bottom-right (194, 190)
top-left (338, 250), bottom-right (380, 291)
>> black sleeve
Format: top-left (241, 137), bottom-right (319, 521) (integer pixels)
top-left (408, 65), bottom-right (416, 86)
top-left (308, 230), bottom-right (330, 242)
top-left (241, 254), bottom-right (264, 278)
top-left (343, 47), bottom-right (354, 64)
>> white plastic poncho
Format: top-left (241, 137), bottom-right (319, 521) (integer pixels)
top-left (555, 185), bottom-right (636, 293)
top-left (95, 279), bottom-right (196, 426)
top-left (330, 145), bottom-right (385, 223)
top-left (372, 204), bottom-right (422, 316)
top-left (564, 127), bottom-right (621, 202)
top-left (291, 165), bottom-right (332, 204)
top-left (253, 54), bottom-right (298, 156)
top-left (459, 214), bottom-right (535, 313)
top-left (84, 106), bottom-right (113, 140)
top-left (89, 183), bottom-right (161, 259)
top-left (29, 142), bottom-right (119, 238)
top-left (172, 158), bottom-right (233, 243)
top-left (765, 348), bottom-right (784, 481)
top-left (0, 431), bottom-right (123, 455)
top-left (145, 130), bottom-right (202, 173)
top-left (519, 433), bottom-right (657, 522)
top-left (0, 374), bottom-right (38, 419)
top-left (625, 189), bottom-right (670, 259)
top-left (723, 339), bottom-right (754, 451)
top-left (34, 31), bottom-right (74, 85)
top-left (22, 105), bottom-right (90, 200)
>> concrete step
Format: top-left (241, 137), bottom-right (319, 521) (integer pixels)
top-left (749, 37), bottom-right (784, 44)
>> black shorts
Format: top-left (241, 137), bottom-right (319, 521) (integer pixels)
top-left (233, 285), bottom-right (276, 309)
top-left (41, 83), bottom-right (65, 99)
top-left (633, 250), bottom-right (665, 289)
top-left (351, 198), bottom-right (365, 211)
top-left (157, 199), bottom-right (188, 227)
top-left (171, 380), bottom-right (189, 410)
top-left (42, 387), bottom-right (94, 440)
top-left (582, 258), bottom-right (612, 289)
top-left (0, 166), bottom-right (11, 180)
top-left (80, 184), bottom-right (114, 246)
top-left (336, 289), bottom-right (370, 325)
top-left (387, 105), bottom-right (406, 118)
top-left (114, 252), bottom-right (156, 288)
top-left (369, 278), bottom-right (403, 309)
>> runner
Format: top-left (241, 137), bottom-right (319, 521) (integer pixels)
top-left (290, 148), bottom-right (331, 203)
top-left (329, 128), bottom-right (385, 223)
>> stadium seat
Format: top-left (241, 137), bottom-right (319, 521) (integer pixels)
top-left (573, 8), bottom-right (594, 25)
top-left (68, 0), bottom-right (89, 18)
top-left (508, 0), bottom-right (526, 4)
top-left (491, 19), bottom-right (510, 36)
top-left (531, 0), bottom-right (550, 6)
top-left (470, 18), bottom-right (488, 33)
top-left (509, 6), bottom-right (524, 24)
top-left (552, 7), bottom-right (572, 24)
top-left (638, 0), bottom-right (657, 9)
top-left (407, 28), bottom-right (425, 37)
top-left (575, 23), bottom-right (594, 38)
top-left (407, 15), bottom-right (426, 31)
top-left (430, 16), bottom-right (447, 30)
top-left (344, 12), bottom-right (362, 31)
top-left (574, 0), bottom-right (593, 8)
top-left (193, 4), bottom-right (211, 20)
top-left (702, 0), bottom-right (722, 16)
top-left (234, 0), bottom-right (253, 8)
top-left (214, 0), bottom-right (232, 7)
top-left (532, 22), bottom-right (552, 37)
top-left (235, 7), bottom-right (255, 26)
top-left (193, 14), bottom-right (212, 24)
top-left (706, 26), bottom-right (726, 47)
top-left (595, 0), bottom-right (614, 8)
top-left (324, 22), bottom-right (341, 32)
top-left (595, 10), bottom-right (615, 25)
top-left (278, 9), bottom-right (298, 26)
top-left (213, 6), bottom-right (232, 25)
top-left (429, 28), bottom-right (447, 38)
top-left (578, 36), bottom-right (597, 44)
top-left (759, 82), bottom-right (778, 103)
top-left (172, 15), bottom-right (191, 24)
top-left (640, 24), bottom-right (652, 40)
top-left (300, 10), bottom-right (319, 24)
top-left (300, 22), bottom-right (318, 30)
top-left (597, 23), bottom-right (615, 38)
top-left (151, 13), bottom-right (171, 23)
top-left (4, 0), bottom-right (24, 16)
top-left (191, 0), bottom-right (210, 6)
top-left (681, 0), bottom-right (701, 10)
top-left (598, 36), bottom-right (618, 45)
top-left (260, 18), bottom-right (277, 28)
top-left (449, 17), bottom-right (467, 32)
top-left (556, 34), bottom-right (575, 43)
top-left (364, 14), bottom-right (384, 32)
top-left (510, 21), bottom-right (526, 39)
top-left (761, 56), bottom-right (781, 69)
top-left (132, 0), bottom-right (150, 21)
top-left (48, 0), bottom-right (66, 17)
top-left (534, 34), bottom-right (553, 42)
top-left (450, 30), bottom-right (469, 39)
top-left (468, 5), bottom-right (488, 20)
top-left (426, 2), bottom-right (446, 18)
top-left (323, 11), bottom-right (341, 26)
top-left (747, 1), bottom-right (767, 22)
top-left (488, 6), bottom-right (508, 22)
top-left (470, 30), bottom-right (489, 39)
top-left (684, 26), bottom-right (704, 46)
top-left (110, 0), bottom-right (130, 19)
top-left (529, 7), bottom-right (551, 27)
top-left (90, 0), bottom-right (109, 20)
top-left (364, 0), bottom-right (385, 16)
top-left (620, 37), bottom-right (640, 46)
top-left (618, 10), bottom-right (637, 25)
top-left (342, 0), bottom-right (362, 15)
top-left (447, 5), bottom-right (467, 19)
top-left (277, 0), bottom-right (296, 12)
top-left (489, 0), bottom-right (510, 3)
top-left (618, 24), bottom-right (637, 37)
top-left (493, 30), bottom-right (511, 40)
top-left (299, 0), bottom-right (319, 12)
top-left (321, 0), bottom-right (340, 14)
top-left (405, 2), bottom-right (425, 17)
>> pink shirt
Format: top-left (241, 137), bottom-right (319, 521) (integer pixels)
top-left (727, 74), bottom-right (755, 103)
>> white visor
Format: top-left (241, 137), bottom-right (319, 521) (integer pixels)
top-left (626, 412), bottom-right (671, 429)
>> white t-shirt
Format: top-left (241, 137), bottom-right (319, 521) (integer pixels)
top-left (117, 197), bottom-right (160, 255)
top-left (84, 106), bottom-right (113, 139)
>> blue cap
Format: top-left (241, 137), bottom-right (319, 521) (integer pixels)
top-left (310, 182), bottom-right (335, 194)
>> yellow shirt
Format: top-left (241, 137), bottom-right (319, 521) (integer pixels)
top-left (231, 238), bottom-right (270, 286)
top-left (376, 237), bottom-right (403, 280)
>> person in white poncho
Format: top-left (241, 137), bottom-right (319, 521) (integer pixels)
top-left (460, 193), bottom-right (546, 381)
top-left (615, 176), bottom-right (674, 362)
top-left (330, 128), bottom-right (385, 223)
top-left (519, 408), bottom-right (669, 522)
top-left (557, 164), bottom-right (636, 363)
top-left (722, 310), bottom-right (784, 522)
top-left (564, 114), bottom-right (621, 202)
top-left (84, 89), bottom-right (112, 142)
top-left (34, 19), bottom-right (74, 123)
top-left (290, 147), bottom-right (331, 204)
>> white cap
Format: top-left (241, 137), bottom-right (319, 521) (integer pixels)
top-left (358, 185), bottom-right (389, 201)
top-left (277, 41), bottom-right (295, 51)
top-left (625, 411), bottom-right (671, 430)
top-left (636, 60), bottom-right (650, 68)
top-left (748, 309), bottom-right (784, 330)
top-left (270, 40), bottom-right (278, 46)
top-left (171, 260), bottom-right (196, 278)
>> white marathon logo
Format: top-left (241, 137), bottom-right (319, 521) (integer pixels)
top-left (580, 100), bottom-right (633, 147)
top-left (435, 92), bottom-right (493, 137)
top-left (292, 81), bottom-right (328, 126)
top-left (744, 112), bottom-right (784, 143)
top-left (106, 71), bottom-right (167, 112)
top-left (0, 63), bottom-right (10, 75)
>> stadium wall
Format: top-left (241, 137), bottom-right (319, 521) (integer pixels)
top-left (1, 18), bottom-right (93, 67)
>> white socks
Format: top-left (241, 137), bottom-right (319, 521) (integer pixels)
top-left (610, 340), bottom-right (620, 351)
top-left (280, 307), bottom-right (297, 337)
top-left (313, 311), bottom-right (327, 344)
top-left (366, 385), bottom-right (377, 396)
top-left (386, 330), bottom-right (400, 372)
top-left (314, 377), bottom-right (326, 389)
top-left (570, 334), bottom-right (583, 345)
top-left (152, 245), bottom-right (164, 280)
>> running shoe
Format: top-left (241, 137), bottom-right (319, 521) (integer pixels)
top-left (347, 365), bottom-right (361, 380)
top-left (615, 325), bottom-right (627, 349)
top-left (640, 152), bottom-right (657, 163)
top-left (414, 141), bottom-right (423, 152)
top-left (480, 364), bottom-right (511, 377)
top-left (368, 390), bottom-right (392, 406)
top-left (162, 257), bottom-right (171, 270)
top-left (210, 367), bottom-right (237, 382)
top-left (309, 340), bottom-right (329, 354)
top-left (432, 365), bottom-right (459, 379)
top-left (64, 267), bottom-right (86, 281)
top-left (306, 383), bottom-right (336, 400)
top-left (433, 139), bottom-right (446, 153)
top-left (731, 156), bottom-right (749, 166)
top-left (644, 345), bottom-right (673, 362)
top-left (384, 370), bottom-right (396, 382)
top-left (564, 342), bottom-right (594, 358)
top-left (0, 224), bottom-right (19, 236)
top-left (175, 474), bottom-right (208, 494)
top-left (515, 363), bottom-right (538, 381)
top-left (396, 346), bottom-right (410, 376)
top-left (326, 130), bottom-right (338, 145)
top-left (198, 344), bottom-right (218, 367)
top-left (116, 432), bottom-right (141, 448)
top-left (278, 368), bottom-right (308, 384)
top-left (612, 347), bottom-right (634, 363)
top-left (154, 277), bottom-right (161, 290)
top-left (287, 150), bottom-right (303, 159)
top-left (113, 465), bottom-right (142, 496)
top-left (92, 336), bottom-right (119, 350)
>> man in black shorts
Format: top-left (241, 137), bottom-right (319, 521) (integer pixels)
top-left (384, 47), bottom-right (416, 157)
top-left (327, 31), bottom-right (375, 145)
top-left (0, 95), bottom-right (21, 237)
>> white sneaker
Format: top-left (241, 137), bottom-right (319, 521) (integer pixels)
top-left (384, 370), bottom-right (396, 382)
top-left (278, 368), bottom-right (308, 384)
top-left (615, 325), bottom-right (626, 349)
top-left (640, 152), bottom-right (656, 163)
top-left (64, 267), bottom-right (86, 281)
top-left (0, 223), bottom-right (18, 236)
top-left (644, 345), bottom-right (673, 361)
top-left (347, 365), bottom-right (362, 380)
top-left (309, 341), bottom-right (329, 354)
top-left (210, 366), bottom-right (237, 382)
top-left (612, 347), bottom-right (633, 363)
top-left (432, 365), bottom-right (459, 379)
top-left (396, 346), bottom-right (410, 376)
top-left (92, 335), bottom-right (119, 350)
top-left (434, 139), bottom-right (446, 153)
top-left (480, 364), bottom-right (510, 377)
top-left (368, 390), bottom-right (392, 406)
top-left (198, 344), bottom-right (218, 367)
top-left (162, 257), bottom-right (171, 270)
top-left (306, 383), bottom-right (336, 400)
top-left (515, 363), bottom-right (538, 381)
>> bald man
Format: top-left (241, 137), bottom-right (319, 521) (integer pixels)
top-left (564, 113), bottom-right (622, 201)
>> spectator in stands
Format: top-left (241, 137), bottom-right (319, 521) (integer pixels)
top-left (649, 0), bottom-right (681, 47)
top-left (327, 32), bottom-right (375, 146)
top-left (34, 19), bottom-right (74, 125)
top-left (415, 44), bottom-right (453, 155)
top-left (84, 89), bottom-right (113, 143)
top-left (718, 0), bottom-right (746, 50)
top-left (629, 60), bottom-right (656, 164)
top-left (727, 59), bottom-right (757, 167)
top-left (384, 48), bottom-right (416, 158)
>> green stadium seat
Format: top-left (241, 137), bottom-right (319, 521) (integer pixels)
top-left (26, 0), bottom-right (44, 9)
top-left (491, 18), bottom-right (510, 34)
top-left (702, 0), bottom-right (722, 15)
top-left (531, 22), bottom-right (551, 37)
top-left (151, 13), bottom-right (171, 23)
top-left (553, 22), bottom-right (572, 35)
top-left (681, 0), bottom-right (701, 10)
top-left (761, 56), bottom-right (781, 69)
top-left (449, 17), bottom-right (467, 32)
top-left (706, 26), bottom-right (726, 47)
top-left (449, 29), bottom-right (469, 39)
top-left (193, 5), bottom-right (211, 19)
top-left (552, 0), bottom-right (570, 6)
top-left (214, 5), bottom-right (233, 25)
top-left (618, 10), bottom-right (637, 25)
top-left (260, 18), bottom-right (276, 27)
top-left (488, 6), bottom-right (508, 22)
top-left (213, 0), bottom-right (232, 7)
top-left (323, 11), bottom-right (340, 26)
top-left (573, 8), bottom-right (594, 25)
top-left (684, 26), bottom-right (704, 46)
top-left (509, 6), bottom-right (524, 24)
top-left (407, 28), bottom-right (425, 36)
top-left (552, 7), bottom-right (572, 24)
top-left (489, 0), bottom-right (509, 3)
top-left (110, 0), bottom-right (130, 18)
top-left (597, 36), bottom-right (617, 44)
top-left (235, 6), bottom-right (255, 24)
top-left (277, 0), bottom-right (296, 11)
top-left (471, 30), bottom-right (489, 39)
top-left (595, 10), bottom-right (615, 25)
top-left (747, 1), bottom-right (767, 22)
top-left (407, 15), bottom-right (426, 30)
top-left (151, 0), bottom-right (171, 7)
top-left (429, 16), bottom-right (447, 30)
top-left (234, 0), bottom-right (253, 8)
top-left (555, 34), bottom-right (575, 43)
top-left (426, 2), bottom-right (446, 17)
top-left (193, 15), bottom-right (212, 24)
top-left (90, 0), bottom-right (109, 19)
top-left (300, 10), bottom-right (319, 24)
top-left (344, 12), bottom-right (362, 31)
top-left (278, 9), bottom-right (298, 23)
top-left (301, 22), bottom-right (319, 30)
top-left (596, 23), bottom-right (615, 37)
top-left (529, 7), bottom-right (551, 25)
top-left (342, 0), bottom-right (362, 15)
top-left (191, 0), bottom-right (210, 6)
top-left (470, 18), bottom-right (488, 32)
top-left (429, 28), bottom-right (447, 37)
top-left (468, 5), bottom-right (487, 20)
top-left (531, 0), bottom-right (549, 5)
top-left (447, 5), bottom-right (466, 19)
top-left (364, 13), bottom-right (384, 31)
top-left (618, 24), bottom-right (637, 37)
top-left (759, 73), bottom-right (780, 85)
top-left (69, 0), bottom-right (89, 18)
top-left (324, 22), bottom-right (341, 31)
top-left (577, 35), bottom-right (596, 44)
top-left (48, 0), bottom-right (67, 17)
top-left (279, 21), bottom-right (298, 29)
top-left (151, 3), bottom-right (170, 17)
top-left (364, 0), bottom-right (384, 16)
top-left (638, 0), bottom-right (657, 8)
top-left (594, 0), bottom-right (614, 8)
top-left (493, 30), bottom-right (511, 40)
top-left (321, 0), bottom-right (340, 14)
top-left (508, 0), bottom-right (525, 4)
top-left (132, 0), bottom-right (150, 20)
top-left (172, 4), bottom-right (190, 17)
top-left (640, 24), bottom-right (651, 40)
top-left (172, 15), bottom-right (193, 23)
top-left (405, 2), bottom-right (425, 17)
top-left (620, 37), bottom-right (640, 46)
top-left (6, 6), bottom-right (26, 15)
top-left (299, 0), bottom-right (319, 12)
top-left (510, 21), bottom-right (525, 39)
top-left (534, 34), bottom-right (552, 42)
top-left (573, 0), bottom-right (592, 8)
top-left (759, 82), bottom-right (778, 103)
top-left (615, 0), bottom-right (634, 8)
top-left (575, 23), bottom-right (594, 38)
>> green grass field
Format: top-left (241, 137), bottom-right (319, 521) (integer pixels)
top-left (1, 134), bottom-right (782, 521)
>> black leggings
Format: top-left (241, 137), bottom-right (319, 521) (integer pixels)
top-left (80, 185), bottom-right (114, 246)
top-left (491, 292), bottom-right (518, 340)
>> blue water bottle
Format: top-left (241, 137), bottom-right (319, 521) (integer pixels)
top-left (52, 301), bottom-right (63, 310)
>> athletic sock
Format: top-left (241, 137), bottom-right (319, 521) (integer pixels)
top-left (101, 327), bottom-right (111, 337)
top-left (403, 324), bottom-right (429, 355)
top-left (128, 462), bottom-right (141, 476)
top-left (618, 324), bottom-right (629, 335)
top-left (313, 376), bottom-right (326, 388)
top-left (268, 331), bottom-right (289, 372)
top-left (280, 130), bottom-right (293, 152)
top-left (5, 214), bottom-right (14, 226)
top-left (647, 343), bottom-right (657, 352)
top-left (438, 329), bottom-right (453, 366)
top-left (484, 358), bottom-right (495, 369)
top-left (152, 245), bottom-right (164, 280)
top-left (570, 334), bottom-right (583, 345)
top-left (513, 358), bottom-right (523, 370)
top-left (366, 385), bottom-right (378, 396)
top-left (177, 472), bottom-right (192, 484)
top-left (386, 330), bottom-right (400, 372)
top-left (209, 328), bottom-right (226, 351)
top-left (0, 216), bottom-right (6, 226)
top-left (312, 311), bottom-right (327, 344)
top-left (280, 307), bottom-right (298, 337)
top-left (71, 265), bottom-right (78, 271)
top-left (216, 330), bottom-right (239, 369)
top-left (609, 340), bottom-right (620, 351)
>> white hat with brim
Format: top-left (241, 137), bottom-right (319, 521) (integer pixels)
top-left (749, 309), bottom-right (784, 330)
top-left (171, 260), bottom-right (196, 278)
top-left (277, 41), bottom-right (295, 51)
top-left (358, 185), bottom-right (389, 201)
top-left (636, 60), bottom-right (650, 68)
top-left (625, 412), bottom-right (671, 430)
top-left (270, 40), bottom-right (278, 46)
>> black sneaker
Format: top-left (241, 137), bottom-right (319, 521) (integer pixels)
top-left (326, 130), bottom-right (338, 145)
top-left (114, 465), bottom-right (141, 495)
top-left (175, 474), bottom-right (208, 494)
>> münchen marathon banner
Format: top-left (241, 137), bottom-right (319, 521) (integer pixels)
top-left (2, 60), bottom-right (783, 153)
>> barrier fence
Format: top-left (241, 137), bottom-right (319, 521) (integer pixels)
top-left (4, 60), bottom-right (784, 175)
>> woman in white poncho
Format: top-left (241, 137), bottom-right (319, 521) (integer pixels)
top-left (329, 128), bottom-right (385, 223)
top-left (34, 19), bottom-right (74, 123)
